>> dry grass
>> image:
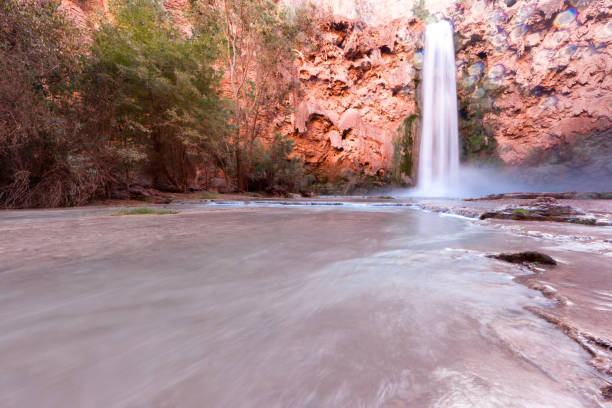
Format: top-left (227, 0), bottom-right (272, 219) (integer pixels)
top-left (199, 191), bottom-right (219, 199)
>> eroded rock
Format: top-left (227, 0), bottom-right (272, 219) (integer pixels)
top-left (489, 251), bottom-right (557, 265)
top-left (477, 195), bottom-right (608, 225)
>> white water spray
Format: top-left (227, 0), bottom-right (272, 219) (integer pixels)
top-left (417, 20), bottom-right (460, 196)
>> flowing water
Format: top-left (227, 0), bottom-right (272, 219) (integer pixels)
top-left (0, 203), bottom-right (608, 407)
top-left (417, 20), bottom-right (460, 197)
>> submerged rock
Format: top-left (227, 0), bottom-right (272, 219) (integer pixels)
top-left (489, 251), bottom-right (557, 265)
top-left (603, 385), bottom-right (612, 400)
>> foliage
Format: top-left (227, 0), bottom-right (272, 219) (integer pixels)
top-left (458, 62), bottom-right (503, 164)
top-left (512, 208), bottom-right (531, 216)
top-left (1, 0), bottom-right (317, 207)
top-left (391, 114), bottom-right (418, 185)
top-left (412, 0), bottom-right (430, 21)
top-left (84, 0), bottom-right (230, 192)
top-left (247, 134), bottom-right (313, 193)
top-left (459, 103), bottom-right (498, 159)
top-left (110, 207), bottom-right (178, 216)
top-left (199, 0), bottom-right (311, 191)
top-left (0, 0), bottom-right (106, 208)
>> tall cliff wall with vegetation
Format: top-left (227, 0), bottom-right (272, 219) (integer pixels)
top-left (1, 0), bottom-right (610, 207)
top-left (1, 0), bottom-right (319, 207)
top-left (51, 0), bottom-right (612, 179)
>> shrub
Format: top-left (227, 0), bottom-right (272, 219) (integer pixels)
top-left (247, 134), bottom-right (313, 193)
top-left (199, 191), bottom-right (219, 199)
top-left (0, 0), bottom-right (107, 208)
top-left (412, 0), bottom-right (430, 21)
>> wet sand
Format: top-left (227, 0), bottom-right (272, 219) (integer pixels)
top-left (1, 201), bottom-right (611, 407)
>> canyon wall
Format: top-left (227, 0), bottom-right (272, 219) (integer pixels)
top-left (281, 0), bottom-right (453, 25)
top-left (277, 0), bottom-right (611, 181)
top-left (61, 0), bottom-right (612, 183)
top-left (275, 18), bottom-right (425, 181)
top-left (450, 0), bottom-right (611, 165)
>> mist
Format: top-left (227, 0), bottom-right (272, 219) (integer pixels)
top-left (398, 163), bottom-right (612, 199)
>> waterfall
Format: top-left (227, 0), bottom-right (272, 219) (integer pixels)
top-left (417, 20), bottom-right (460, 196)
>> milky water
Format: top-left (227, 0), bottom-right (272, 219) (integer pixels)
top-left (417, 20), bottom-right (460, 197)
top-left (0, 204), bottom-right (607, 407)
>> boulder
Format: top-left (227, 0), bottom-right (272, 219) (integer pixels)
top-left (488, 251), bottom-right (557, 265)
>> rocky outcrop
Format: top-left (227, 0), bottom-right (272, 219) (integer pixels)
top-left (60, 0), bottom-right (190, 31)
top-left (478, 196), bottom-right (612, 225)
top-left (469, 191), bottom-right (612, 200)
top-left (450, 0), bottom-right (612, 164)
top-left (60, 0), bottom-right (110, 29)
top-left (275, 18), bottom-right (424, 179)
top-left (277, 0), bottom-right (611, 181)
top-left (281, 0), bottom-right (454, 26)
top-left (60, 0), bottom-right (612, 182)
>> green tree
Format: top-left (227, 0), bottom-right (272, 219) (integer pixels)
top-left (205, 0), bottom-right (305, 191)
top-left (84, 0), bottom-right (230, 192)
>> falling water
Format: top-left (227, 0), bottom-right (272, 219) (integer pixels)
top-left (418, 20), bottom-right (460, 196)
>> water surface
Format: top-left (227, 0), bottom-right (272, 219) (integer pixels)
top-left (0, 205), bottom-right (606, 407)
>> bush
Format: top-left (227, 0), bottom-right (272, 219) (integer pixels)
top-left (247, 134), bottom-right (313, 193)
top-left (412, 0), bottom-right (430, 21)
top-left (0, 0), bottom-right (107, 208)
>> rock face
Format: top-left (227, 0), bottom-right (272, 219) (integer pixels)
top-left (478, 196), bottom-right (612, 225)
top-left (450, 0), bottom-right (612, 165)
top-left (276, 0), bottom-right (612, 180)
top-left (60, 0), bottom-right (108, 29)
top-left (275, 18), bottom-right (424, 179)
top-left (281, 0), bottom-right (455, 26)
top-left (61, 0), bottom-right (612, 182)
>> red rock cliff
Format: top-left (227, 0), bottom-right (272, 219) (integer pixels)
top-left (61, 0), bottom-right (612, 180)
